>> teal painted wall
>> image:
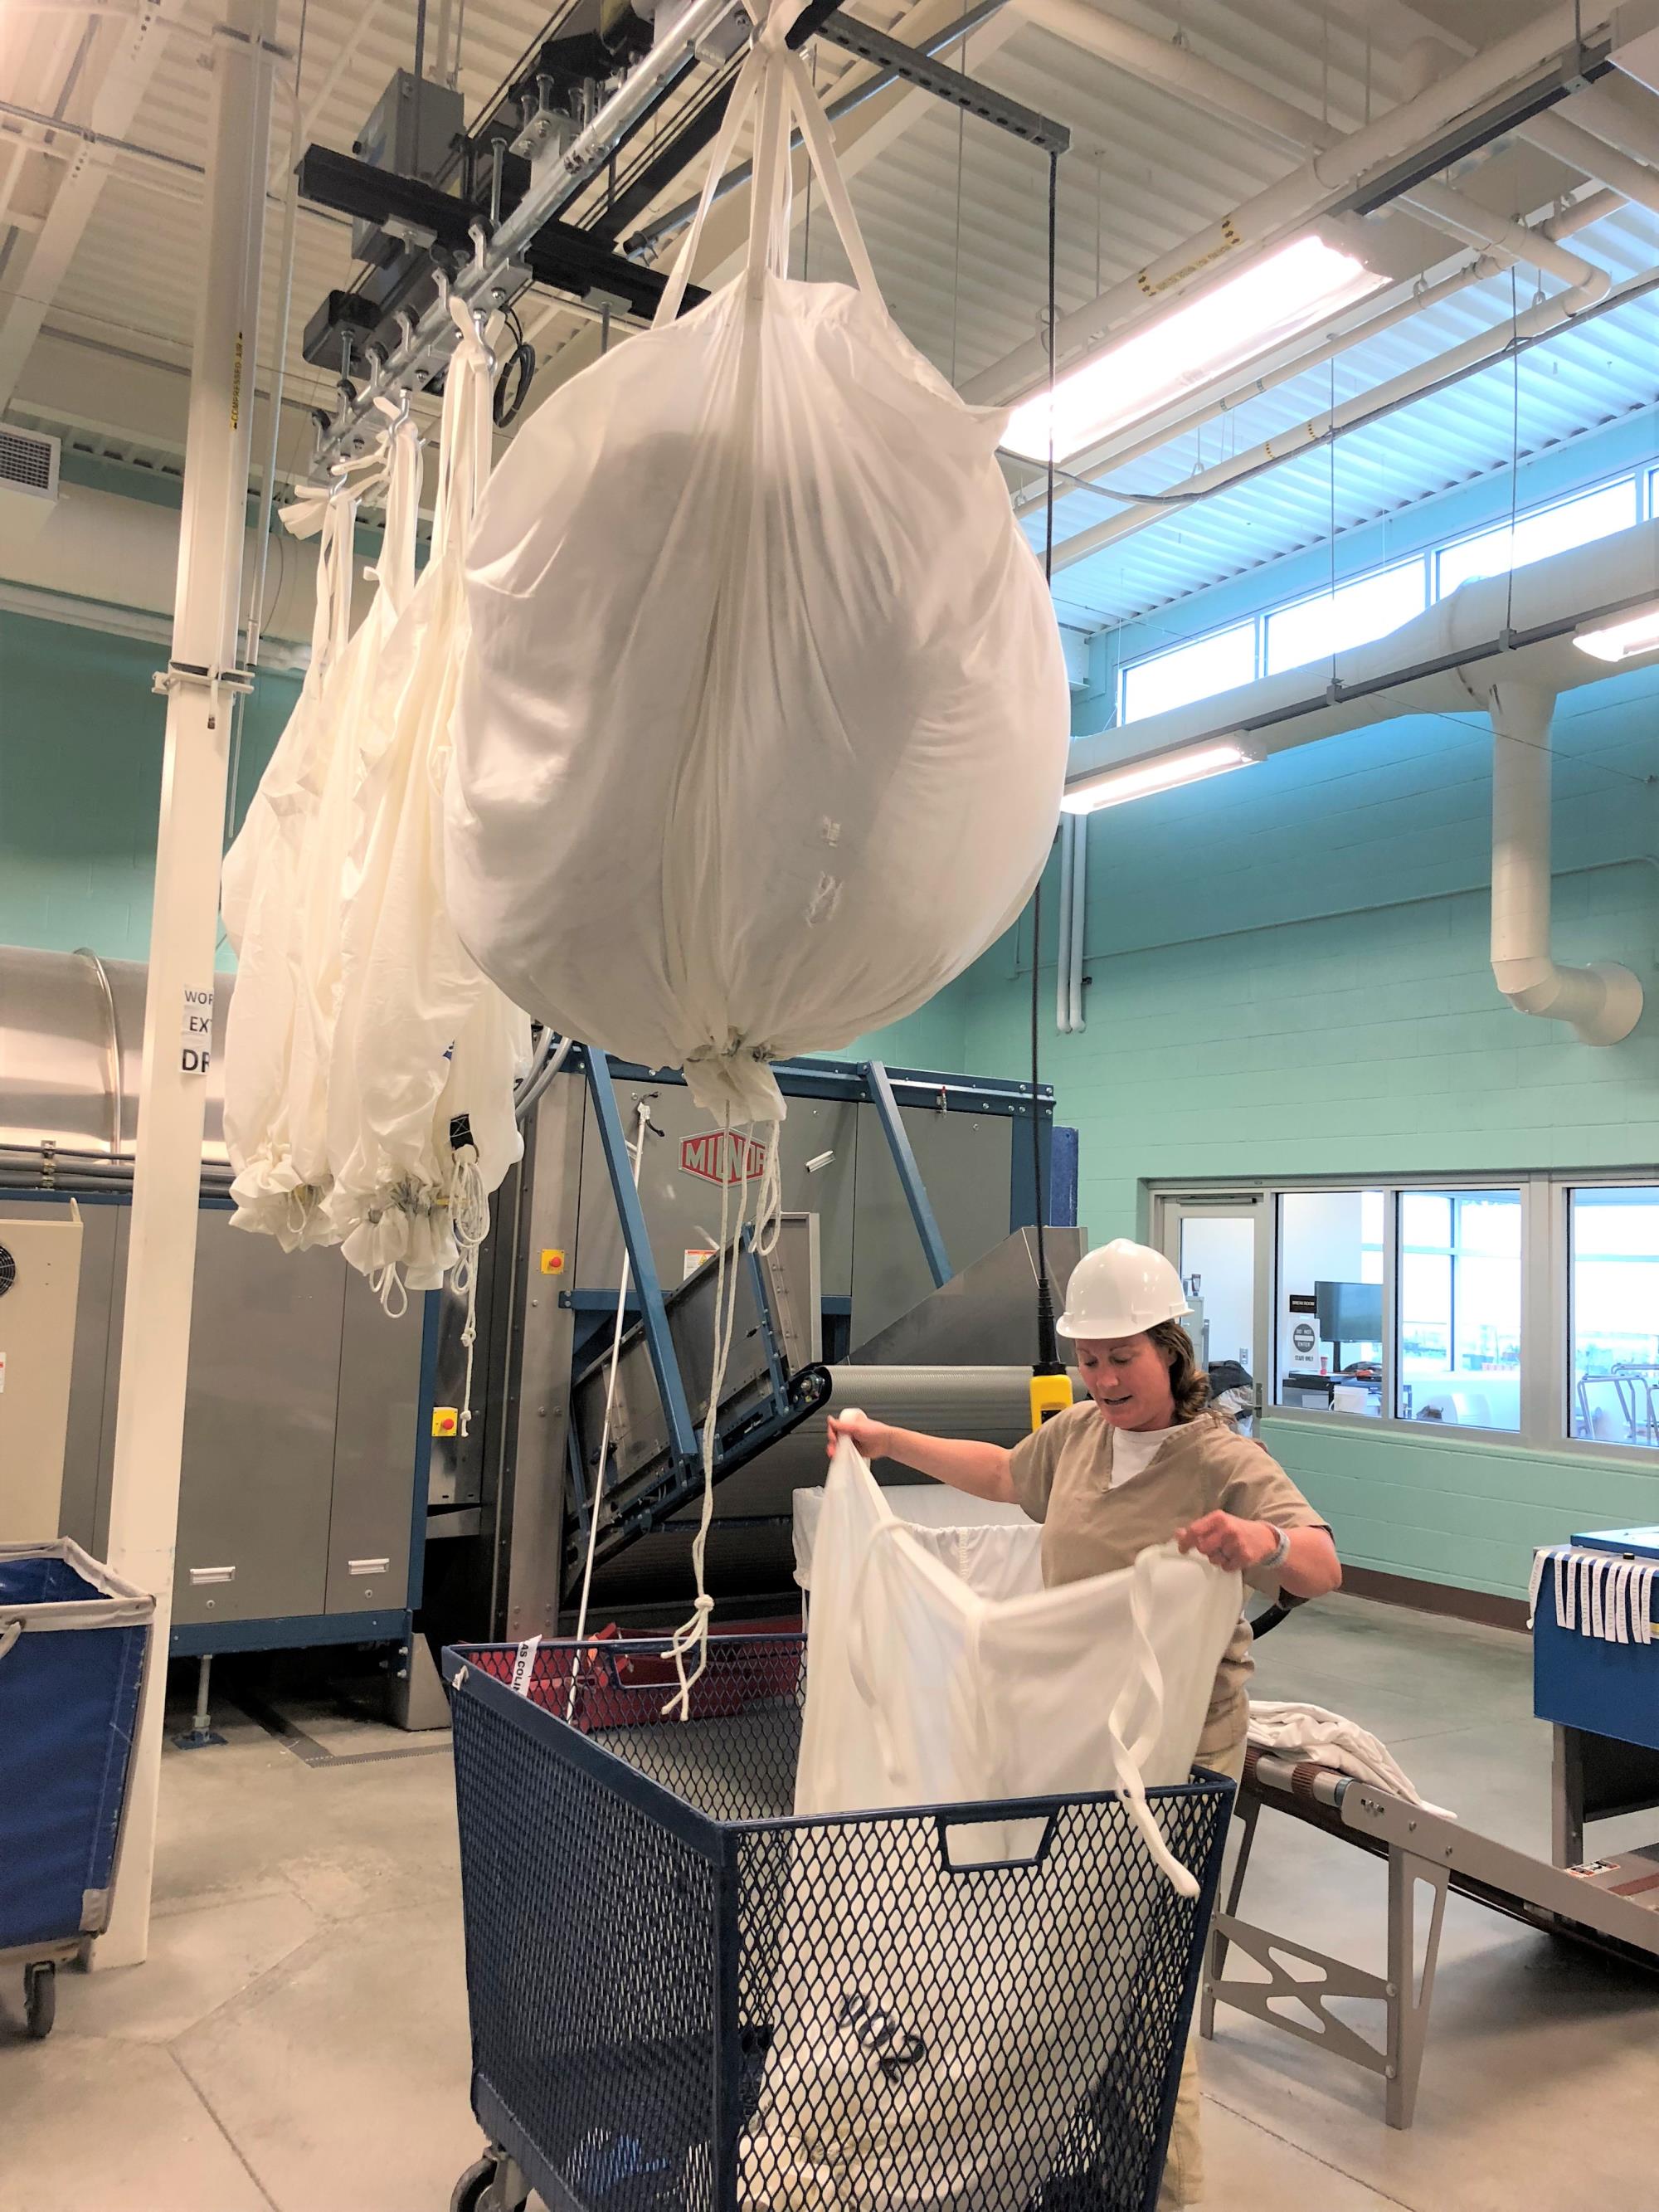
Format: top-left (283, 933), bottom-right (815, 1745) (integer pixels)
top-left (861, 417), bottom-right (1659, 1601)
top-left (0, 607), bottom-right (300, 969)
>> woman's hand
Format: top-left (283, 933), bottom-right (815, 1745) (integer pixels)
top-left (1175, 1511), bottom-right (1279, 1574)
top-left (826, 1411), bottom-right (893, 1463)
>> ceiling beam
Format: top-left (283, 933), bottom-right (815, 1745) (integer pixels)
top-left (0, 2), bottom-right (179, 415)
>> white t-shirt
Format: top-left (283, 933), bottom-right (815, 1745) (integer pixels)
top-left (1107, 1425), bottom-right (1175, 1488)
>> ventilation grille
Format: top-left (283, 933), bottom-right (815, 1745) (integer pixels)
top-left (0, 426), bottom-right (60, 502)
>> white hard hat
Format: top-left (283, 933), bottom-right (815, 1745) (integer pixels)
top-left (1057, 1239), bottom-right (1192, 1341)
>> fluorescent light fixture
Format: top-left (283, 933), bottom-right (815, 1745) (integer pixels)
top-left (1575, 602), bottom-right (1659, 664)
top-left (1061, 741), bottom-right (1259, 815)
top-left (1004, 233), bottom-right (1383, 465)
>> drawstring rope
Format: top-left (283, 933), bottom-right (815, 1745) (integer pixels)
top-left (371, 1262), bottom-right (409, 1319)
top-left (663, 1113), bottom-right (777, 1718)
top-left (450, 1143), bottom-right (489, 1435)
top-left (568, 1097), bottom-right (656, 1717)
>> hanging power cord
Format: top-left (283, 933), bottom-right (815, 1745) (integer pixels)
top-left (1029, 144), bottom-right (1070, 1433)
top-left (568, 1092), bottom-right (660, 1715)
top-left (491, 303), bottom-right (538, 430)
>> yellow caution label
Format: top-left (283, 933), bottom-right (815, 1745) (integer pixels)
top-left (431, 1406), bottom-right (460, 1439)
top-left (540, 1248), bottom-right (566, 1274)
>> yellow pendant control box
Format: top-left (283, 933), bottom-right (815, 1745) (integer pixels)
top-left (1029, 1369), bottom-right (1074, 1430)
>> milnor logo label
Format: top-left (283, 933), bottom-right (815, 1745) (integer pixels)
top-left (680, 1132), bottom-right (769, 1186)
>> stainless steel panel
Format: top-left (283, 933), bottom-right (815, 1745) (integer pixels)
top-left (171, 1212), bottom-right (340, 1625)
top-left (572, 1079), bottom-right (859, 1300)
top-left (324, 1264), bottom-right (423, 1615)
top-left (502, 1076), bottom-right (584, 1643)
top-left (0, 946), bottom-right (231, 1161)
top-left (852, 1226), bottom-right (1087, 1368)
top-left (0, 1196), bottom-right (118, 1551)
top-left (851, 1102), bottom-right (1014, 1347)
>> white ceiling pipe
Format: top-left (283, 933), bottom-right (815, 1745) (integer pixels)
top-left (1524, 106), bottom-right (1659, 212)
top-left (1565, 78), bottom-right (1659, 166)
top-left (1486, 677), bottom-right (1643, 1043)
top-left (1063, 516), bottom-right (1659, 786)
top-left (1402, 28), bottom-right (1659, 218)
top-left (0, 478), bottom-right (367, 646)
top-left (1024, 3), bottom-right (1608, 291)
top-left (1052, 197), bottom-right (1631, 574)
top-left (965, 0), bottom-right (1653, 405)
top-left (1395, 177), bottom-right (1608, 297)
top-left (1022, 0), bottom-right (1345, 156)
top-left (1066, 814), bottom-right (1079, 1035)
top-left (1067, 812), bottom-right (1087, 1032)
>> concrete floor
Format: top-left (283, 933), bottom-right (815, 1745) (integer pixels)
top-left (2, 1596), bottom-right (1656, 2210)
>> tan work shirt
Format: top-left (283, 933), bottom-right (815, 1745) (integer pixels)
top-left (1007, 1405), bottom-right (1331, 1758)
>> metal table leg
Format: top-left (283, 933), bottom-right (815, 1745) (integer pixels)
top-left (1200, 1791), bottom-right (1260, 2041)
top-left (1384, 1843), bottom-right (1448, 2131)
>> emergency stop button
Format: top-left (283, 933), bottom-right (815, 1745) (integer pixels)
top-left (540, 1248), bottom-right (566, 1274)
top-left (431, 1406), bottom-right (460, 1439)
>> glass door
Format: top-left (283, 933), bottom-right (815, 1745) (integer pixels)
top-left (1155, 1198), bottom-right (1268, 1419)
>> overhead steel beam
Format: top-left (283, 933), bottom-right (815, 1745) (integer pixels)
top-left (814, 10), bottom-right (1068, 153)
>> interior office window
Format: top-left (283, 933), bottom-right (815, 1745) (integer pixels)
top-left (1397, 1190), bottom-right (1521, 1430)
top-left (1569, 1186), bottom-right (1659, 1447)
top-left (1121, 621), bottom-right (1257, 724)
top-left (1437, 476), bottom-right (1637, 598)
top-left (1264, 561), bottom-right (1427, 676)
top-left (1276, 1189), bottom-right (1385, 1415)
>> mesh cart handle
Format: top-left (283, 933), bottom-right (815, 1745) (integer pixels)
top-left (935, 1810), bottom-right (1060, 1873)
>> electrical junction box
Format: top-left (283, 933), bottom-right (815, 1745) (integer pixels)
top-left (0, 1206), bottom-right (84, 1542)
top-left (350, 70), bottom-right (466, 266)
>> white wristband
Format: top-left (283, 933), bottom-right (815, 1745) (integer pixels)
top-left (1262, 1525), bottom-right (1291, 1572)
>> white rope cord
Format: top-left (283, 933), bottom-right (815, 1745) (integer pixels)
top-left (663, 1116), bottom-right (770, 1719)
top-left (450, 1144), bottom-right (489, 1437)
top-left (567, 1095), bottom-right (657, 1717)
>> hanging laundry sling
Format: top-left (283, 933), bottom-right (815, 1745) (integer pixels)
top-left (221, 411), bottom-right (422, 1250)
top-left (322, 300), bottom-right (530, 1322)
top-left (446, 0), bottom-right (1070, 1128)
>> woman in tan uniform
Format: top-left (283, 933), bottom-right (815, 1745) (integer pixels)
top-left (827, 1236), bottom-right (1340, 2210)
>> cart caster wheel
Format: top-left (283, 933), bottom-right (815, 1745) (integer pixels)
top-left (450, 2155), bottom-right (498, 2212)
top-left (23, 1962), bottom-right (56, 2039)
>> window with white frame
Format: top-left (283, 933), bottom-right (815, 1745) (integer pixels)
top-left (1274, 1189), bottom-right (1384, 1415)
top-left (1120, 621), bottom-right (1257, 724)
top-left (1435, 477), bottom-right (1639, 597)
top-left (1159, 1175), bottom-right (1659, 1451)
top-left (1264, 561), bottom-right (1428, 676)
top-left (1396, 1189), bottom-right (1521, 1430)
top-left (1569, 1186), bottom-right (1659, 1448)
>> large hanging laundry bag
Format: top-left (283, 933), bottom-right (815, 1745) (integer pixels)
top-left (447, 0), bottom-right (1070, 1126)
top-left (738, 1440), bottom-right (1242, 2211)
top-left (221, 413), bottom-right (422, 1250)
top-left (323, 302), bottom-right (530, 1321)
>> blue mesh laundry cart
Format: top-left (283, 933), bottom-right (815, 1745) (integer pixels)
top-left (0, 1541), bottom-right (153, 2038)
top-left (442, 1634), bottom-right (1231, 2212)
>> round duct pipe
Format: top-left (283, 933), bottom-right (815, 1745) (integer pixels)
top-left (1486, 679), bottom-right (1644, 1045)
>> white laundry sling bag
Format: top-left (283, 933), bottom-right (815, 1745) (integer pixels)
top-left (222, 417), bottom-right (421, 1249)
top-left (446, 0), bottom-right (1069, 1125)
top-left (740, 1442), bottom-right (1239, 2212)
top-left (323, 301), bottom-right (530, 1325)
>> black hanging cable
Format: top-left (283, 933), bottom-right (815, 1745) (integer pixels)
top-left (1029, 145), bottom-right (1068, 1425)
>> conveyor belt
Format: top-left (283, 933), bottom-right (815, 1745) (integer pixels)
top-left (1204, 1741), bottom-right (1659, 2131)
top-left (1241, 1743), bottom-right (1659, 1964)
top-left (576, 1365), bottom-right (1035, 1617)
